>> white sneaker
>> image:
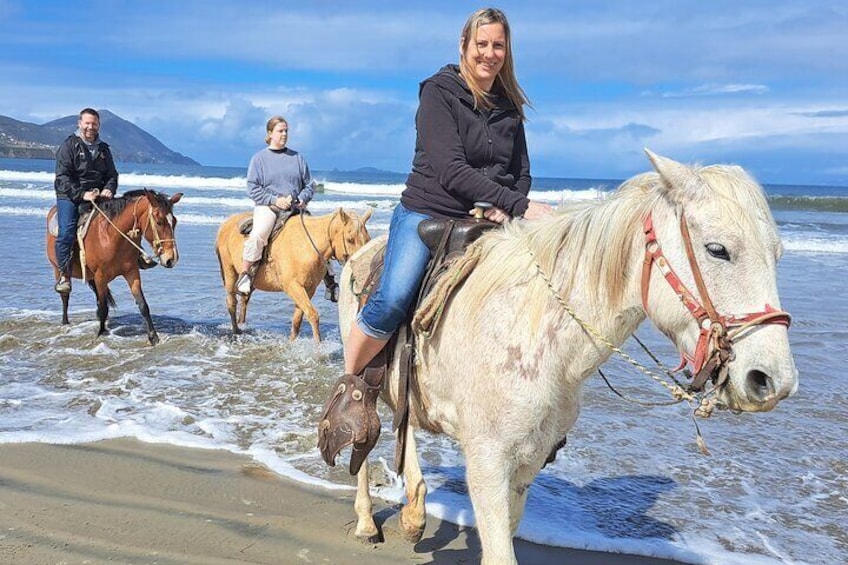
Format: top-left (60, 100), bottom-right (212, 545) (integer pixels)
top-left (236, 272), bottom-right (252, 295)
top-left (54, 275), bottom-right (71, 294)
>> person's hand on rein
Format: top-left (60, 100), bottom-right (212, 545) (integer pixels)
top-left (274, 195), bottom-right (293, 210)
top-left (523, 200), bottom-right (554, 220)
top-left (475, 206), bottom-right (510, 224)
top-left (82, 189), bottom-right (100, 202)
top-left (99, 188), bottom-right (113, 199)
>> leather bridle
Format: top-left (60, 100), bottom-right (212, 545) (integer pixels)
top-left (640, 211), bottom-right (791, 392)
top-left (132, 196), bottom-right (176, 257)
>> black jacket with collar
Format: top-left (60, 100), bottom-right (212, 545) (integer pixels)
top-left (400, 64), bottom-right (531, 219)
top-left (54, 135), bottom-right (119, 204)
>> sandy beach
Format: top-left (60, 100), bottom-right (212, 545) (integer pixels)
top-left (0, 439), bottom-right (689, 565)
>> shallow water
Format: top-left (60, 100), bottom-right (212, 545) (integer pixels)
top-left (1, 161), bottom-right (846, 564)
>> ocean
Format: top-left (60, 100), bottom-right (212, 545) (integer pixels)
top-left (0, 157), bottom-right (845, 564)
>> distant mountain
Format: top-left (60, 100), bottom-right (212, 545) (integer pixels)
top-left (0, 110), bottom-right (199, 165)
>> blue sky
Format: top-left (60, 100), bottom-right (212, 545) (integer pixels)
top-left (1, 1), bottom-right (846, 185)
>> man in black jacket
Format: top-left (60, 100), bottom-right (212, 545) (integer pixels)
top-left (53, 108), bottom-right (118, 293)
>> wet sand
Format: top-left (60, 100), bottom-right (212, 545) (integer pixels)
top-left (0, 439), bottom-right (689, 564)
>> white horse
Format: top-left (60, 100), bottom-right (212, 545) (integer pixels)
top-left (335, 150), bottom-right (798, 564)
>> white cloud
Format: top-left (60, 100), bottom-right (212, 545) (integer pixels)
top-left (652, 84), bottom-right (770, 98)
top-left (1, 1), bottom-right (846, 184)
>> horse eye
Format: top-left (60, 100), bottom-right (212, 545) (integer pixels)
top-left (706, 243), bottom-right (730, 261)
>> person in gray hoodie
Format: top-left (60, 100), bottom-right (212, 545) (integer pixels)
top-left (236, 115), bottom-right (317, 295)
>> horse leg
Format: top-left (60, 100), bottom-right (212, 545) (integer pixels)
top-left (237, 293), bottom-right (250, 326)
top-left (285, 285), bottom-right (321, 342)
top-left (399, 424), bottom-right (427, 543)
top-left (508, 463), bottom-right (540, 537)
top-left (94, 279), bottom-right (110, 338)
top-left (226, 288), bottom-right (241, 334)
top-left (353, 461), bottom-right (380, 543)
top-left (124, 271), bottom-right (159, 345)
top-left (464, 445), bottom-right (517, 565)
top-left (61, 292), bottom-right (70, 325)
top-left (291, 307), bottom-right (304, 339)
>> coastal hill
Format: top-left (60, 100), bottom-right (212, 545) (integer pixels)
top-left (0, 110), bottom-right (199, 166)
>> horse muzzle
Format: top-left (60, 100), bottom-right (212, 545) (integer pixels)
top-left (158, 249), bottom-right (178, 268)
top-left (717, 364), bottom-right (798, 413)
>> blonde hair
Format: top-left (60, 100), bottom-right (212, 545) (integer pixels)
top-left (264, 116), bottom-right (287, 145)
top-left (458, 8), bottom-right (530, 120)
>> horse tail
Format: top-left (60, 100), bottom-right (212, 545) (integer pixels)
top-left (87, 280), bottom-right (117, 308)
top-left (215, 246), bottom-right (227, 283)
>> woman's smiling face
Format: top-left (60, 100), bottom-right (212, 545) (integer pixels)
top-left (462, 22), bottom-right (506, 91)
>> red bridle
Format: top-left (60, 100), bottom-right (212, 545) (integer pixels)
top-left (640, 212), bottom-right (791, 392)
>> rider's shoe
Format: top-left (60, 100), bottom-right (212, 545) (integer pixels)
top-left (236, 272), bottom-right (253, 295)
top-left (324, 281), bottom-right (339, 303)
top-left (323, 271), bottom-right (339, 303)
top-left (54, 275), bottom-right (71, 294)
top-left (138, 254), bottom-right (157, 269)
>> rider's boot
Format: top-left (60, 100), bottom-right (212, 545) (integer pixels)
top-left (323, 268), bottom-right (339, 302)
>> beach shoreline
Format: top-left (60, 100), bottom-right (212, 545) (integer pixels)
top-left (0, 439), bottom-right (689, 565)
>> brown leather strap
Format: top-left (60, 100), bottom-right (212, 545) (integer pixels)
top-left (679, 214), bottom-right (720, 322)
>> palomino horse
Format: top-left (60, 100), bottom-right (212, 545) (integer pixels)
top-left (215, 207), bottom-right (372, 341)
top-left (45, 189), bottom-right (183, 345)
top-left (335, 150), bottom-right (798, 565)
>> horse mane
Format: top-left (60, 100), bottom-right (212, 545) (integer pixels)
top-left (458, 163), bottom-right (775, 322)
top-left (96, 189), bottom-right (174, 220)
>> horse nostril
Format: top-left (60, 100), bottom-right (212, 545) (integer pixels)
top-left (745, 369), bottom-right (775, 400)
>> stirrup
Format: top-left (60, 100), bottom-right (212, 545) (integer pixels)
top-left (317, 373), bottom-right (381, 475)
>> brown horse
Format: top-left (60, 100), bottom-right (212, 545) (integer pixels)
top-left (215, 207), bottom-right (372, 341)
top-left (45, 189), bottom-right (183, 345)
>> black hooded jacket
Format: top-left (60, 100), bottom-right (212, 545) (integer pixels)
top-left (54, 135), bottom-right (119, 204)
top-left (400, 64), bottom-right (531, 219)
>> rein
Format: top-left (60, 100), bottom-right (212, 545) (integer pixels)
top-left (299, 211), bottom-right (324, 259)
top-left (641, 211), bottom-right (791, 392)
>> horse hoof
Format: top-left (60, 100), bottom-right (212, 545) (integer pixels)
top-left (355, 531), bottom-right (382, 545)
top-left (398, 513), bottom-right (425, 543)
top-left (149, 333), bottom-right (160, 345)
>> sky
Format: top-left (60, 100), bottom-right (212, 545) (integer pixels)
top-left (1, 0), bottom-right (847, 186)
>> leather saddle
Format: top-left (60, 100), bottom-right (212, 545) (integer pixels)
top-left (238, 208), bottom-right (301, 237)
top-left (317, 216), bottom-right (498, 475)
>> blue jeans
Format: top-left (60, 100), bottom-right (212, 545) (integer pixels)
top-left (358, 203), bottom-right (432, 339)
top-left (55, 198), bottom-right (79, 275)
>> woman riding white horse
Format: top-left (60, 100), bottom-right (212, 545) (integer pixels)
top-left (331, 149), bottom-right (798, 565)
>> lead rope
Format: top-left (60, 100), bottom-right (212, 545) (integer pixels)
top-left (90, 199), bottom-right (157, 263)
top-left (524, 243), bottom-right (716, 454)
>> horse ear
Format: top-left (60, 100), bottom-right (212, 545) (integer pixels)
top-left (170, 192), bottom-right (183, 204)
top-left (644, 148), bottom-right (706, 205)
top-left (361, 208), bottom-right (373, 223)
top-left (336, 207), bottom-right (349, 221)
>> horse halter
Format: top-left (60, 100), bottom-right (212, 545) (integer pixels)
top-left (132, 197), bottom-right (175, 256)
top-left (640, 211), bottom-right (791, 393)
top-left (325, 212), bottom-right (359, 263)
